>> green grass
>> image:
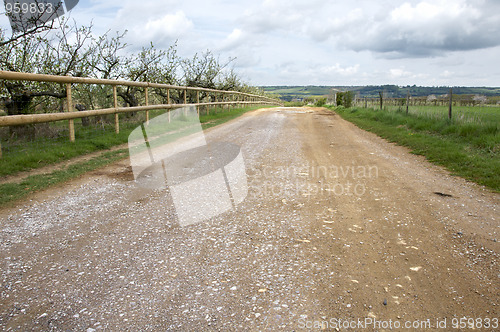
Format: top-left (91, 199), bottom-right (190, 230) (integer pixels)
top-left (0, 105), bottom-right (268, 206)
top-left (0, 105), bottom-right (266, 177)
top-left (200, 105), bottom-right (269, 129)
top-left (383, 104), bottom-right (500, 124)
top-left (329, 105), bottom-right (500, 192)
top-left (0, 117), bottom-right (141, 177)
top-left (0, 149), bottom-right (128, 206)
top-left (284, 101), bottom-right (308, 107)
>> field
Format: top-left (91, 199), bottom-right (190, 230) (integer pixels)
top-left (330, 104), bottom-right (500, 191)
top-left (263, 86), bottom-right (333, 101)
top-left (263, 85), bottom-right (500, 101)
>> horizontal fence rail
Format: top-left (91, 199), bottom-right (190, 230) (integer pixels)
top-left (0, 70), bottom-right (283, 158)
top-left (0, 70), bottom-right (279, 97)
top-left (0, 101), bottom-right (272, 127)
top-left (0, 71), bottom-right (282, 153)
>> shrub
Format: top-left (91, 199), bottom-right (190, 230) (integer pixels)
top-left (315, 98), bottom-right (327, 107)
top-left (336, 91), bottom-right (354, 108)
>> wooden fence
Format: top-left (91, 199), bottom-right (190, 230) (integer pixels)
top-left (0, 70), bottom-right (282, 156)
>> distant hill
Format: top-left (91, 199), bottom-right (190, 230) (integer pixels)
top-left (262, 85), bottom-right (500, 102)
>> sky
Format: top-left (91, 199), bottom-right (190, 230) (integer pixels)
top-left (2, 0), bottom-right (500, 86)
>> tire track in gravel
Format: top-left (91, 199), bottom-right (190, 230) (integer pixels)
top-left (0, 107), bottom-right (498, 331)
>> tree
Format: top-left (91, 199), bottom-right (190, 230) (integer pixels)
top-left (180, 51), bottom-right (240, 104)
top-left (315, 98), bottom-right (326, 107)
top-left (427, 94), bottom-right (437, 105)
top-left (182, 51), bottom-right (223, 89)
top-left (218, 68), bottom-right (243, 92)
top-left (116, 42), bottom-right (180, 107)
top-left (0, 18), bottom-right (96, 116)
top-left (73, 30), bottom-right (128, 111)
top-left (336, 91), bottom-right (353, 108)
top-left (0, 17), bottom-right (259, 139)
top-left (472, 94), bottom-right (487, 105)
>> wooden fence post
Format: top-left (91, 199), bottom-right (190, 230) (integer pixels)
top-left (406, 91), bottom-right (410, 115)
top-left (0, 72), bottom-right (282, 144)
top-left (213, 93), bottom-right (217, 113)
top-left (207, 93), bottom-right (211, 116)
top-left (113, 85), bottom-right (119, 134)
top-left (197, 90), bottom-right (200, 115)
top-left (167, 88), bottom-right (171, 123)
top-left (66, 80), bottom-right (75, 142)
top-left (448, 88), bottom-right (453, 120)
top-left (379, 91), bottom-right (383, 110)
top-left (145, 87), bottom-right (149, 124)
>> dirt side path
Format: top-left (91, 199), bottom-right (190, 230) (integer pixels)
top-left (0, 107), bottom-right (498, 330)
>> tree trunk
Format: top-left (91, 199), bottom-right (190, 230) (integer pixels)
top-left (3, 93), bottom-right (36, 138)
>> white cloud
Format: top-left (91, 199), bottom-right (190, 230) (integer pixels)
top-left (307, 8), bottom-right (364, 42)
top-left (1, 0), bottom-right (498, 86)
top-left (142, 11), bottom-right (194, 41)
top-left (344, 0), bottom-right (500, 57)
top-left (237, 0), bottom-right (500, 58)
top-left (325, 63), bottom-right (360, 76)
top-left (389, 68), bottom-right (412, 79)
top-left (390, 1), bottom-right (472, 22)
top-left (440, 70), bottom-right (454, 78)
top-left (112, 1), bottom-right (193, 49)
top-left (220, 28), bottom-right (245, 50)
top-left (241, 0), bottom-right (326, 34)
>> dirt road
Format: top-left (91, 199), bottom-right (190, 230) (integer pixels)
top-left (1, 107), bottom-right (498, 330)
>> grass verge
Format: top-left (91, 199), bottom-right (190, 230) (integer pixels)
top-left (0, 105), bottom-right (269, 207)
top-left (329, 106), bottom-right (500, 192)
top-left (0, 149), bottom-right (128, 206)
